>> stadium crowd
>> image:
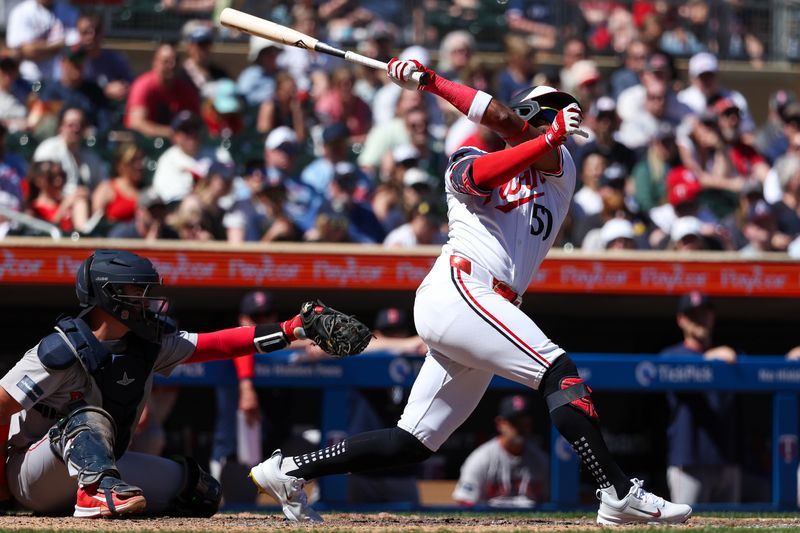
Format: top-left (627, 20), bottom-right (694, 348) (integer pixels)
top-left (0, 0), bottom-right (798, 257)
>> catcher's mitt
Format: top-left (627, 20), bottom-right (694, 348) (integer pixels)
top-left (300, 300), bottom-right (372, 358)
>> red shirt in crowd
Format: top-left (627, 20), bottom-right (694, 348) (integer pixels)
top-left (124, 71), bottom-right (200, 128)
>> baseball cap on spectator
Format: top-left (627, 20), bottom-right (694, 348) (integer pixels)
top-left (374, 307), bottom-right (410, 334)
top-left (780, 102), bottom-right (800, 124)
top-left (746, 199), bottom-right (775, 225)
top-left (186, 25), bottom-right (214, 45)
top-left (333, 161), bottom-right (358, 190)
top-left (712, 97), bottom-right (738, 116)
top-left (677, 291), bottom-right (712, 313)
top-left (63, 44), bottom-right (88, 64)
top-left (644, 53), bottom-right (669, 73)
top-left (265, 126), bottom-right (298, 152)
top-left (212, 79), bottom-right (241, 114)
top-left (498, 395), bottom-right (531, 420)
top-left (600, 218), bottom-right (635, 248)
top-left (403, 167), bottom-right (437, 189)
top-left (572, 59), bottom-right (601, 87)
top-left (240, 290), bottom-right (275, 316)
top-left (670, 216), bottom-right (703, 242)
top-left (590, 96), bottom-right (617, 118)
top-left (0, 55), bottom-right (18, 72)
top-left (248, 35), bottom-right (282, 62)
top-left (393, 144), bottom-right (421, 165)
top-left (322, 122), bottom-right (350, 144)
top-left (666, 168), bottom-right (702, 206)
top-left (688, 52), bottom-right (718, 78)
top-left (769, 89), bottom-right (795, 113)
top-left (171, 111), bottom-right (204, 134)
top-left (599, 164), bottom-right (626, 188)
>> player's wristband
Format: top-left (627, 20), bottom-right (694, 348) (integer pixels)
top-left (254, 323), bottom-right (290, 353)
top-left (422, 75), bottom-right (491, 124)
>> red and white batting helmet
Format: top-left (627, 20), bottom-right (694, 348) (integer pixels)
top-left (509, 86), bottom-right (579, 126)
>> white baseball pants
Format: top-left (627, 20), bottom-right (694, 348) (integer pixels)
top-left (399, 254), bottom-right (564, 451)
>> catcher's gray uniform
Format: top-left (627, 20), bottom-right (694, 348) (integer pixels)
top-left (1, 329), bottom-right (197, 514)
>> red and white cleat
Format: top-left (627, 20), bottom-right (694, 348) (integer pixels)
top-left (74, 477), bottom-right (146, 518)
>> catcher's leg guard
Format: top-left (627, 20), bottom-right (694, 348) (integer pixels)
top-left (541, 355), bottom-right (629, 497)
top-left (168, 456), bottom-right (221, 517)
top-left (49, 406), bottom-right (124, 486)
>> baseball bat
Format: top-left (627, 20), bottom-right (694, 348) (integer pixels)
top-left (219, 8), bottom-right (427, 84)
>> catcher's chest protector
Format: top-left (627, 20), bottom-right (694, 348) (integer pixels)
top-left (37, 317), bottom-right (159, 457)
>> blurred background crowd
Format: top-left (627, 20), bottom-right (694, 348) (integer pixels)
top-left (0, 0), bottom-right (799, 256)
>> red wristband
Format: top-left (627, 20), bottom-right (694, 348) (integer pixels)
top-left (422, 74), bottom-right (478, 117)
top-left (280, 315), bottom-right (303, 343)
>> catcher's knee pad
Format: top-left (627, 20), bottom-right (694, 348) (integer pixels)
top-left (541, 355), bottom-right (599, 421)
top-left (49, 406), bottom-right (119, 485)
top-left (169, 456), bottom-right (221, 517)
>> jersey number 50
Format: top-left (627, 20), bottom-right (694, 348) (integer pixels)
top-left (530, 203), bottom-right (553, 240)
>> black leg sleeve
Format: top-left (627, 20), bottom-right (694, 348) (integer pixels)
top-left (286, 427), bottom-right (433, 479)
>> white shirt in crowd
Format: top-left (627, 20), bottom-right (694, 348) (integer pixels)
top-left (33, 135), bottom-right (108, 194)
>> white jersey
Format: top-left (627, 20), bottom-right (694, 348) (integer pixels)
top-left (0, 331), bottom-right (198, 451)
top-left (443, 145), bottom-right (576, 294)
top-left (452, 437), bottom-right (549, 505)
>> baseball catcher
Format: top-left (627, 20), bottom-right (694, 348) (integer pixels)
top-left (0, 249), bottom-right (368, 518)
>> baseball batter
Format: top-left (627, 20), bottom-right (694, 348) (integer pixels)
top-left (250, 59), bottom-right (693, 526)
top-left (0, 249), bottom-right (363, 518)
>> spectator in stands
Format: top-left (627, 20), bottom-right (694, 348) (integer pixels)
top-left (763, 103), bottom-right (800, 204)
top-left (659, 4), bottom-right (705, 57)
top-left (237, 36), bottom-right (282, 107)
top-left (618, 79), bottom-right (680, 150)
top-left (575, 97), bottom-right (637, 180)
top-left (32, 106), bottom-right (107, 194)
top-left (150, 111), bottom-right (208, 205)
top-left (567, 59), bottom-right (602, 113)
top-left (738, 199), bottom-right (783, 256)
top-left (315, 66), bottom-right (372, 143)
top-left (755, 90), bottom-right (795, 165)
top-left (0, 56), bottom-right (28, 131)
top-left (383, 200), bottom-right (446, 248)
top-left (677, 52), bottom-right (754, 134)
top-left (107, 189), bottom-right (179, 240)
top-left (616, 52), bottom-right (691, 128)
top-left (179, 22), bottom-right (229, 98)
top-left (360, 90), bottom-right (429, 175)
top-left (573, 166), bottom-right (633, 248)
top-left (497, 35), bottom-right (535, 105)
top-left (505, 0), bottom-right (557, 50)
top-left (769, 155), bottom-right (800, 238)
top-left (29, 44), bottom-right (110, 136)
top-left (256, 72), bottom-right (307, 141)
top-left (306, 206), bottom-right (350, 243)
top-left (371, 182), bottom-right (404, 234)
top-left (609, 39), bottom-right (650, 99)
top-left (649, 165), bottom-right (718, 249)
top-left (0, 125), bottom-right (24, 209)
top-left (559, 38), bottom-right (587, 94)
top-left (178, 158), bottom-right (235, 241)
top-left (312, 161), bottom-right (385, 243)
top-left (572, 151), bottom-right (607, 220)
top-left (76, 13), bottom-right (133, 102)
top-left (208, 291), bottom-right (272, 485)
top-left (711, 97), bottom-right (768, 183)
top-left (91, 142), bottom-right (144, 226)
top-left (125, 43), bottom-right (200, 138)
top-left (437, 31), bottom-right (475, 83)
top-left (5, 0), bottom-right (76, 83)
top-left (632, 124), bottom-right (679, 213)
top-left (669, 215), bottom-right (706, 251)
top-left (26, 159), bottom-right (87, 233)
top-left (201, 79), bottom-right (243, 139)
top-left (452, 394), bottom-right (549, 508)
top-left (301, 122), bottom-right (371, 199)
top-left (276, 7), bottom-right (336, 95)
top-left (599, 218), bottom-right (638, 250)
top-left (661, 291), bottom-right (740, 505)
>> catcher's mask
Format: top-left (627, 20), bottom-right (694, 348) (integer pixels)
top-left (76, 250), bottom-right (168, 343)
top-left (509, 86), bottom-right (580, 127)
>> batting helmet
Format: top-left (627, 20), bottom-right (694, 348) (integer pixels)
top-left (76, 249), bottom-right (167, 342)
top-left (509, 86), bottom-right (579, 127)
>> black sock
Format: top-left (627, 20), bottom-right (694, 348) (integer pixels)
top-left (286, 427), bottom-right (433, 479)
top-left (550, 403), bottom-right (631, 499)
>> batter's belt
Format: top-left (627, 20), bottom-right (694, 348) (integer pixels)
top-left (450, 255), bottom-right (523, 307)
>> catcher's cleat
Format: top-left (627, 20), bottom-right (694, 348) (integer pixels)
top-left (596, 478), bottom-right (692, 526)
top-left (74, 477), bottom-right (146, 518)
top-left (249, 449), bottom-right (323, 522)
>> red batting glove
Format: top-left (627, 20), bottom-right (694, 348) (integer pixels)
top-left (280, 314), bottom-right (305, 343)
top-left (544, 103), bottom-right (588, 147)
top-left (387, 58), bottom-right (433, 90)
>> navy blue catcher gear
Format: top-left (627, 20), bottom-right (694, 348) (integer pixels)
top-left (509, 86), bottom-right (580, 127)
top-left (75, 250), bottom-right (167, 343)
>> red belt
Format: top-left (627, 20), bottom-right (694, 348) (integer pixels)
top-left (450, 256), bottom-right (522, 306)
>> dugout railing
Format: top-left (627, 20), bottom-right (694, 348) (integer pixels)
top-left (157, 352), bottom-right (800, 511)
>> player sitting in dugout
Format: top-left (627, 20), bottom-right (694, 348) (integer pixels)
top-left (0, 249), bottom-right (369, 518)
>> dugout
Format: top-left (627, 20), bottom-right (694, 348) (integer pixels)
top-left (0, 238), bottom-right (798, 507)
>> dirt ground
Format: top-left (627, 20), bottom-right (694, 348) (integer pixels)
top-left (0, 513), bottom-right (799, 532)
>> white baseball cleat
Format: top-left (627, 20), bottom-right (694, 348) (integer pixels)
top-left (596, 478), bottom-right (692, 525)
top-left (249, 449), bottom-right (323, 522)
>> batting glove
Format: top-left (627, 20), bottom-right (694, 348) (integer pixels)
top-left (544, 103), bottom-right (589, 147)
top-left (387, 58), bottom-right (432, 90)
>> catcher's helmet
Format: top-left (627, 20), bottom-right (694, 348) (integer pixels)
top-left (76, 249), bottom-right (168, 342)
top-left (509, 86), bottom-right (579, 126)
